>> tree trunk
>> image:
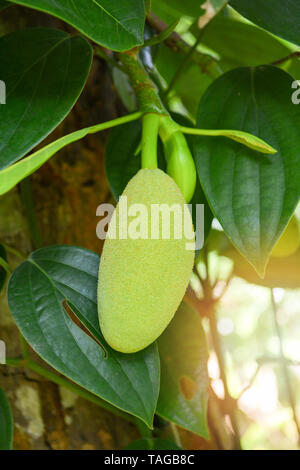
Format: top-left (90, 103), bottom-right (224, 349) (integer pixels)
top-left (0, 5), bottom-right (138, 450)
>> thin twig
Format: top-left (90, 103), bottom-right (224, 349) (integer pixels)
top-left (270, 289), bottom-right (300, 445)
top-left (257, 356), bottom-right (300, 367)
top-left (170, 422), bottom-right (182, 448)
top-left (147, 12), bottom-right (219, 70)
top-left (1, 243), bottom-right (26, 261)
top-left (236, 354), bottom-right (300, 401)
top-left (162, 28), bottom-right (207, 100)
top-left (143, 19), bottom-right (179, 48)
top-left (0, 256), bottom-right (11, 274)
top-left (19, 334), bottom-right (30, 361)
top-left (272, 51), bottom-right (300, 66)
top-left (146, 12), bottom-right (183, 49)
top-left (94, 47), bottom-right (125, 71)
top-left (208, 308), bottom-right (242, 450)
top-left (200, 248), bottom-right (242, 448)
top-left (236, 364), bottom-right (261, 401)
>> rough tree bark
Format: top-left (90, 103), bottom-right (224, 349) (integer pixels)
top-left (0, 5), bottom-right (138, 450)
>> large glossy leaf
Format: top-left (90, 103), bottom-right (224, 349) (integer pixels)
top-left (194, 66), bottom-right (300, 275)
top-left (200, 16), bottom-right (291, 70)
top-left (0, 388), bottom-right (13, 450)
top-left (8, 0), bottom-right (145, 51)
top-left (0, 28), bottom-right (92, 171)
top-left (7, 245), bottom-right (160, 427)
top-left (157, 302), bottom-right (209, 437)
top-left (230, 0), bottom-right (300, 47)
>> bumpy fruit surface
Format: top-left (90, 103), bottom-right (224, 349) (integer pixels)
top-left (271, 215), bottom-right (300, 258)
top-left (98, 169), bottom-right (195, 353)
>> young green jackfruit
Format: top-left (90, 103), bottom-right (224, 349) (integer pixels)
top-left (98, 168), bottom-right (195, 353)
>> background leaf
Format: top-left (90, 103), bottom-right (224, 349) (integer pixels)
top-left (199, 15), bottom-right (292, 70)
top-left (8, 0), bottom-right (146, 51)
top-left (155, 43), bottom-right (215, 118)
top-left (0, 244), bottom-right (7, 293)
top-left (0, 0), bottom-right (9, 10)
top-left (7, 245), bottom-right (160, 427)
top-left (151, 0), bottom-right (205, 23)
top-left (0, 387), bottom-right (13, 450)
top-left (151, 0), bottom-right (226, 27)
top-left (230, 0), bottom-right (300, 47)
top-left (112, 68), bottom-right (137, 112)
top-left (125, 438), bottom-right (181, 450)
top-left (157, 302), bottom-right (209, 437)
top-left (105, 120), bottom-right (144, 201)
top-left (0, 28), bottom-right (92, 171)
top-left (194, 66), bottom-right (300, 275)
top-left (224, 240), bottom-right (300, 289)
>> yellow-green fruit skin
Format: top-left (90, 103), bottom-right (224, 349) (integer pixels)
top-left (271, 215), bottom-right (300, 258)
top-left (98, 169), bottom-right (195, 353)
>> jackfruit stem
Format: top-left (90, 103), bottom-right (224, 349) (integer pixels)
top-left (141, 113), bottom-right (160, 169)
top-left (119, 51), bottom-right (167, 115)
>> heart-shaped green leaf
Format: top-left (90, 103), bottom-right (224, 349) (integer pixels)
top-left (0, 28), bottom-right (92, 171)
top-left (0, 388), bottom-right (13, 450)
top-left (7, 0), bottom-right (145, 51)
top-left (230, 0), bottom-right (300, 47)
top-left (7, 245), bottom-right (160, 427)
top-left (194, 66), bottom-right (300, 275)
top-left (157, 302), bottom-right (209, 437)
